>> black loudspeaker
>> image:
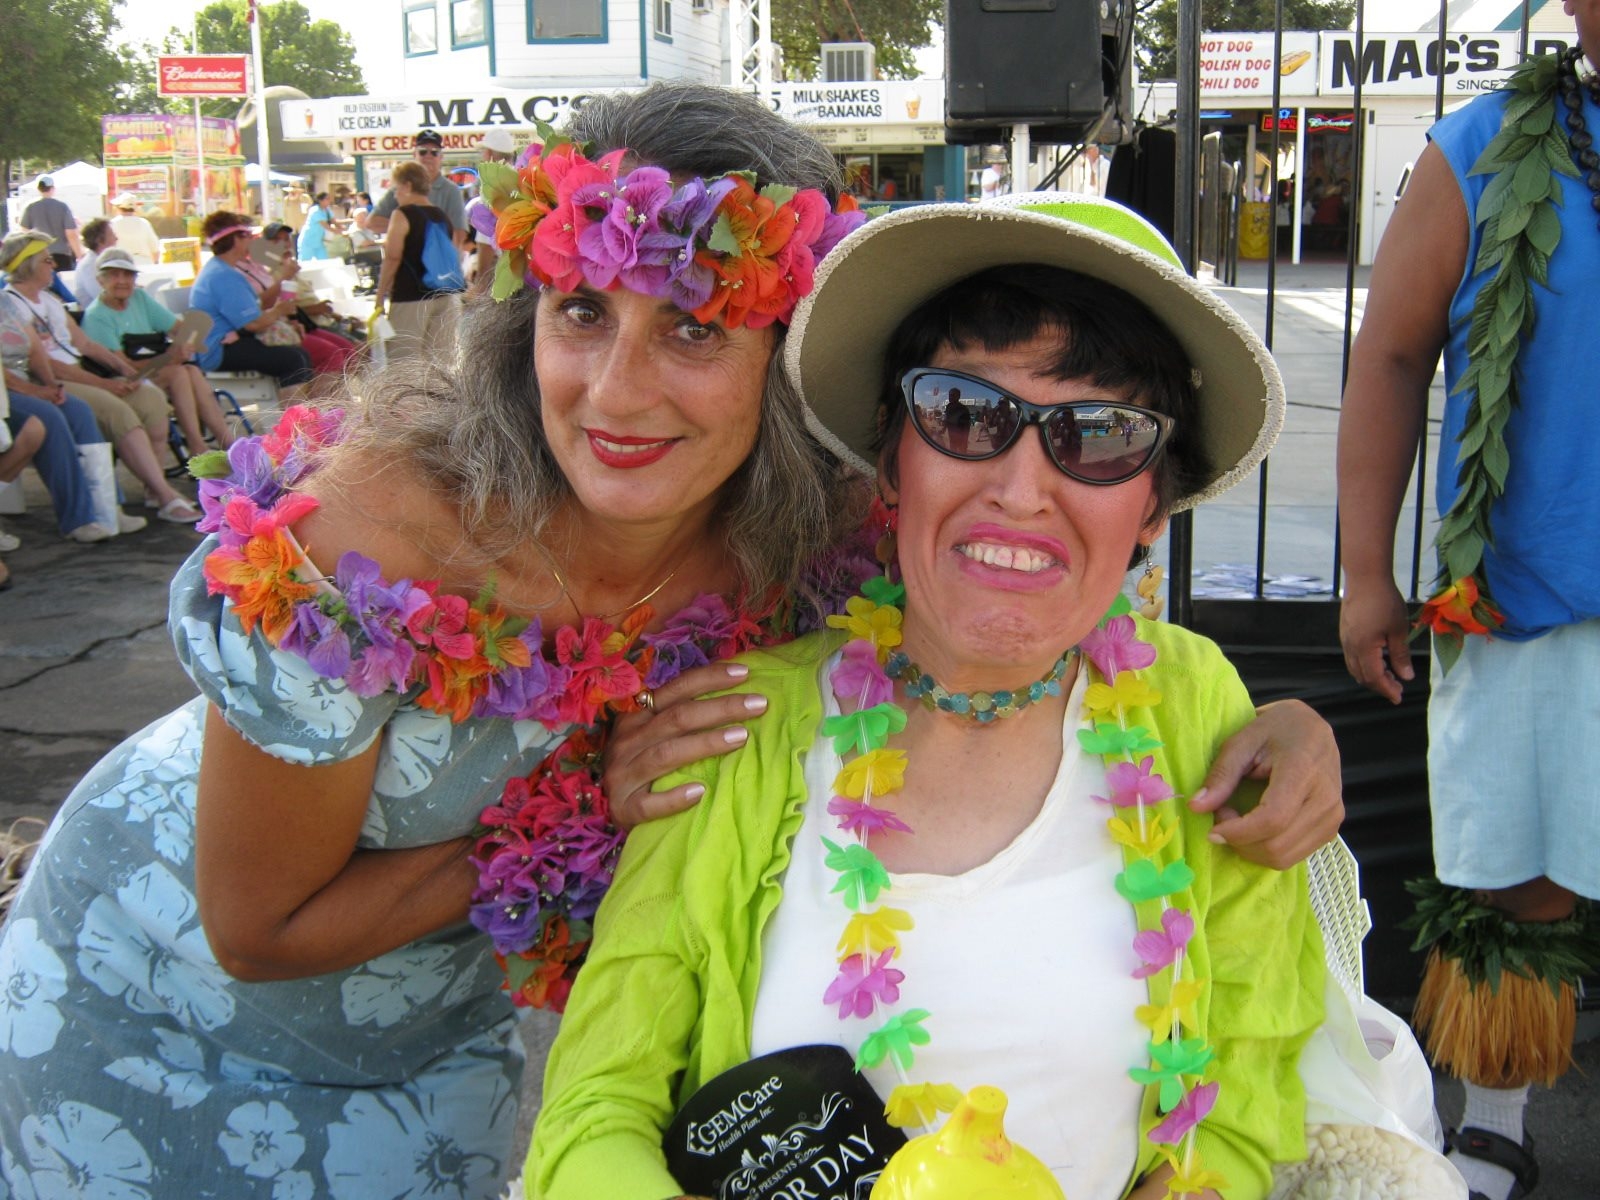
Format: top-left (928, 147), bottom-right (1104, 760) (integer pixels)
top-left (944, 0), bottom-right (1107, 144)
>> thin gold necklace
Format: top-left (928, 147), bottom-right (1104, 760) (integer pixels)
top-left (538, 545), bottom-right (686, 623)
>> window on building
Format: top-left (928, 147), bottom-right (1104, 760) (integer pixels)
top-left (653, 0), bottom-right (672, 40)
top-left (452, 0), bottom-right (487, 46)
top-left (528, 0), bottom-right (606, 40)
top-left (405, 3), bottom-right (439, 55)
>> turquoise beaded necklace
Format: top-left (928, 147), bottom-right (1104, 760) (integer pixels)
top-left (884, 648), bottom-right (1076, 722)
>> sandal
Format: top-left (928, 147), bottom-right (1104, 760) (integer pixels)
top-left (155, 496), bottom-right (203, 524)
top-left (1448, 1126), bottom-right (1540, 1199)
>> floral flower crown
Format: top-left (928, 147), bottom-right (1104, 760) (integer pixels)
top-left (471, 122), bottom-right (866, 330)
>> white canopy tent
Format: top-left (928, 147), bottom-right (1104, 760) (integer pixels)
top-left (6, 161), bottom-right (107, 231)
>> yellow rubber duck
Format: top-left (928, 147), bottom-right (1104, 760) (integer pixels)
top-left (871, 1086), bottom-right (1065, 1199)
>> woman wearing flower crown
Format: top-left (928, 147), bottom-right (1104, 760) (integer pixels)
top-left (0, 89), bottom-right (1340, 1199)
top-left (529, 196), bottom-right (1465, 1200)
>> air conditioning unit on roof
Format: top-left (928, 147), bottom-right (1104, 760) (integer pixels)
top-left (821, 42), bottom-right (875, 82)
top-left (690, 0), bottom-right (712, 12)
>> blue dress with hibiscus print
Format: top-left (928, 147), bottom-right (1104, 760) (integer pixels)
top-left (0, 544), bottom-right (564, 1199)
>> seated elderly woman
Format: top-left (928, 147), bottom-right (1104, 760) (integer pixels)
top-left (0, 229), bottom-right (199, 523)
top-left (81, 247), bottom-right (237, 459)
top-left (529, 197), bottom-right (1463, 1200)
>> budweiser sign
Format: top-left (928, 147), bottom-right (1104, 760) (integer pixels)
top-left (157, 55), bottom-right (252, 98)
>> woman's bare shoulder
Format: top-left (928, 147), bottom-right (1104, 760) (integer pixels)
top-left (294, 448), bottom-right (466, 582)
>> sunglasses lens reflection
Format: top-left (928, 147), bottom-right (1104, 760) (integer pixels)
top-left (907, 372), bottom-right (1164, 484)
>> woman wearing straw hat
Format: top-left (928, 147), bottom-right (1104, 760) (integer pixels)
top-left (530, 195), bottom-right (1461, 1200)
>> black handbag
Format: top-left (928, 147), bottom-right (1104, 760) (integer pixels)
top-left (122, 332), bottom-right (170, 360)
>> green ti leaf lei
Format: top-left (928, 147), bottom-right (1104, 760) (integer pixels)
top-left (1428, 51), bottom-right (1582, 671)
top-left (1402, 877), bottom-right (1600, 995)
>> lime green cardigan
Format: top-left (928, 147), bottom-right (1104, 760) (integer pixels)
top-left (529, 621), bottom-right (1325, 1199)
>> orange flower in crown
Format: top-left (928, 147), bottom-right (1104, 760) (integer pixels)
top-left (474, 123), bottom-right (867, 328)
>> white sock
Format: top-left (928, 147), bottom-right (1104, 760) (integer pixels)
top-left (1448, 1083), bottom-right (1530, 1200)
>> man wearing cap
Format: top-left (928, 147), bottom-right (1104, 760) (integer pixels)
top-left (369, 129), bottom-right (468, 248)
top-left (21, 178), bottom-right (82, 274)
top-left (109, 193), bottom-right (163, 265)
top-left (20, 178), bottom-right (82, 304)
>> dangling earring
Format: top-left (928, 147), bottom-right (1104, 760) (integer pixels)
top-left (1135, 550), bottom-right (1164, 621)
top-left (870, 493), bottom-right (899, 570)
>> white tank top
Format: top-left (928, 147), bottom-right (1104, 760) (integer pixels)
top-left (751, 658), bottom-right (1146, 1198)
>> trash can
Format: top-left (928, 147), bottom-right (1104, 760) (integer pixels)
top-left (1238, 201), bottom-right (1272, 260)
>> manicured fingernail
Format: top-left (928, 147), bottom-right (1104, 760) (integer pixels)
top-left (743, 695), bottom-right (768, 713)
top-left (684, 783), bottom-right (706, 801)
top-left (1190, 786), bottom-right (1209, 807)
top-left (723, 727), bottom-right (748, 746)
top-left (726, 664), bottom-right (749, 678)
top-left (1208, 831), bottom-right (1227, 844)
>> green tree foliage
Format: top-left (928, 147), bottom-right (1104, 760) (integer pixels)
top-left (1137, 0), bottom-right (1355, 80)
top-left (0, 0), bottom-right (125, 177)
top-left (773, 0), bottom-right (942, 81)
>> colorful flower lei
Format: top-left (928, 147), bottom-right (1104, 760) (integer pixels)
top-left (471, 121), bottom-right (865, 327)
top-left (819, 584), bottom-right (1224, 1198)
top-left (192, 409), bottom-right (882, 1011)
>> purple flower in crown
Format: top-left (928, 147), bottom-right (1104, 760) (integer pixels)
top-left (570, 167), bottom-right (672, 291)
top-left (644, 175), bottom-right (739, 311)
top-left (278, 600), bottom-right (353, 679)
top-left (813, 202), bottom-right (868, 263)
top-left (197, 438), bottom-right (280, 529)
top-left (469, 200), bottom-right (499, 242)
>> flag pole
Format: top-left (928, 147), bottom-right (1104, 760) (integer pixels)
top-left (249, 0), bottom-right (274, 221)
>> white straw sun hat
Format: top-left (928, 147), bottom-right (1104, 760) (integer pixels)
top-left (785, 192), bottom-right (1285, 511)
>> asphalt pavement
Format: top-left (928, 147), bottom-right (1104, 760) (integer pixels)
top-left (1, 260), bottom-right (1594, 1196)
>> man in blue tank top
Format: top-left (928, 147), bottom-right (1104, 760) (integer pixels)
top-left (1337, 8), bottom-right (1600, 1199)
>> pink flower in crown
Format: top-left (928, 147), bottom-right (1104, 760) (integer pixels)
top-left (572, 165), bottom-right (676, 293)
top-left (1080, 615), bottom-right (1158, 679)
top-left (768, 187), bottom-right (830, 311)
top-left (823, 948), bottom-right (904, 1019)
top-left (828, 796), bottom-right (912, 838)
top-left (830, 640), bottom-right (894, 708)
top-left (1131, 907), bottom-right (1195, 979)
top-left (1093, 755), bottom-right (1174, 809)
top-left (530, 149), bottom-right (627, 292)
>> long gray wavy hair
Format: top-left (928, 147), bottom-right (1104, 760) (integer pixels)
top-left (330, 82), bottom-right (865, 599)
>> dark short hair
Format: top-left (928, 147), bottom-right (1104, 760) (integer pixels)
top-left (200, 209), bottom-right (252, 255)
top-left (81, 217), bottom-right (114, 252)
top-left (314, 192), bottom-right (329, 204)
top-left (874, 264), bottom-right (1208, 525)
top-left (414, 128), bottom-right (444, 147)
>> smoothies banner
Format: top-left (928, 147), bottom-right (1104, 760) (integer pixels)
top-left (101, 115), bottom-right (246, 218)
top-left (102, 115), bottom-right (176, 165)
